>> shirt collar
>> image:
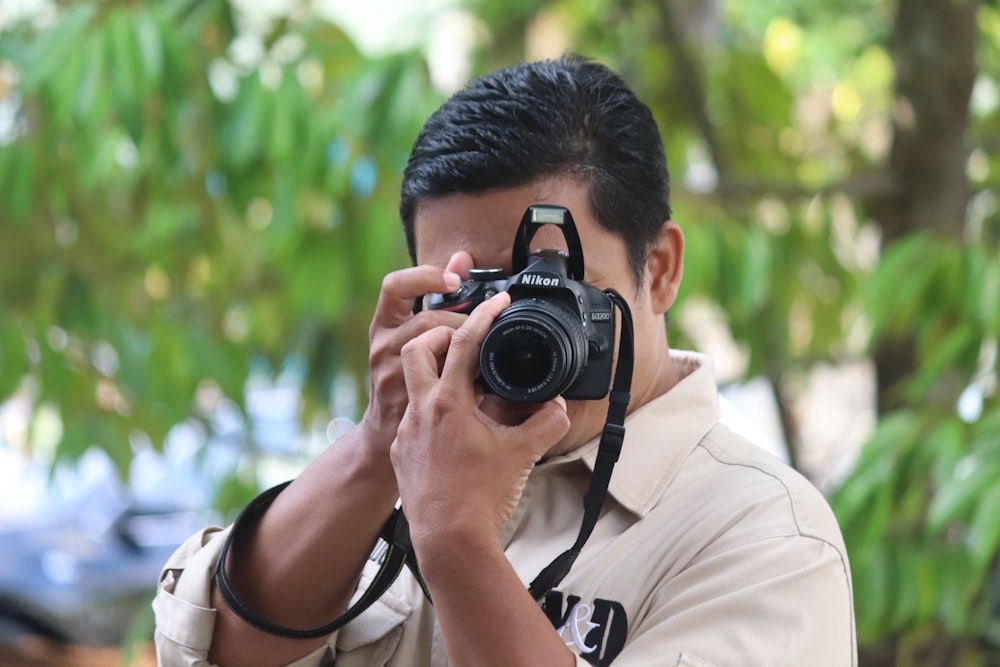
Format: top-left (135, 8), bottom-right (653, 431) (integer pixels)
top-left (542, 350), bottom-right (721, 517)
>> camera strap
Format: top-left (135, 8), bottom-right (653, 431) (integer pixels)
top-left (527, 288), bottom-right (633, 600)
top-left (215, 290), bottom-right (633, 638)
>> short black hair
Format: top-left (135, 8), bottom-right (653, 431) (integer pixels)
top-left (399, 55), bottom-right (671, 286)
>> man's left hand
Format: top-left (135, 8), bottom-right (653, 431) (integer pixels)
top-left (390, 291), bottom-right (571, 554)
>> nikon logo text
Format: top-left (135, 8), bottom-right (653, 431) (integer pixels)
top-left (521, 274), bottom-right (560, 287)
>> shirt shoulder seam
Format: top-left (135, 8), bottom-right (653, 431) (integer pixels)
top-left (696, 429), bottom-right (838, 545)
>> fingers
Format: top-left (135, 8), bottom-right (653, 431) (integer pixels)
top-left (400, 326), bottom-right (454, 396)
top-left (399, 291), bottom-right (510, 393)
top-left (372, 252), bottom-right (478, 329)
top-left (373, 265), bottom-right (463, 329)
top-left (440, 291), bottom-right (511, 380)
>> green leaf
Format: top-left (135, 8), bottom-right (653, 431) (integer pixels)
top-left (905, 323), bottom-right (981, 400)
top-left (928, 418), bottom-right (969, 488)
top-left (0, 141), bottom-right (10, 207)
top-left (16, 4), bottom-right (98, 94)
top-left (936, 547), bottom-right (977, 634)
top-left (740, 226), bottom-right (772, 314)
top-left (108, 8), bottom-right (145, 137)
top-left (833, 411), bottom-right (924, 522)
top-left (866, 232), bottom-right (933, 336)
top-left (913, 552), bottom-right (938, 625)
top-left (0, 321), bottom-right (29, 398)
top-left (927, 458), bottom-right (1000, 535)
top-left (967, 481), bottom-right (1000, 571)
top-left (851, 541), bottom-right (893, 644)
top-left (224, 78), bottom-right (271, 168)
top-left (287, 234), bottom-right (349, 318)
top-left (888, 548), bottom-right (919, 631)
top-left (977, 255), bottom-right (1000, 329)
top-left (5, 143), bottom-right (37, 223)
top-left (74, 27), bottom-right (106, 120)
top-left (268, 78), bottom-right (297, 163)
top-left (675, 219), bottom-right (718, 299)
top-left (730, 50), bottom-right (794, 127)
top-left (55, 419), bottom-right (99, 468)
top-left (972, 407), bottom-right (1000, 442)
top-left (134, 8), bottom-right (165, 88)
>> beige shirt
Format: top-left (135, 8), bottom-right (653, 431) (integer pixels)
top-left (154, 351), bottom-right (856, 666)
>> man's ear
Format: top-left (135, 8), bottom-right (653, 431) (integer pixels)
top-left (646, 221), bottom-right (684, 315)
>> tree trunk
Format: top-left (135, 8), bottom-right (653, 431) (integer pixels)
top-left (869, 0), bottom-right (979, 414)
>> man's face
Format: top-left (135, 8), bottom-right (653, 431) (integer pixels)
top-left (413, 177), bottom-right (665, 456)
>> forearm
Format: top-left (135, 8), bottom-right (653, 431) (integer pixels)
top-left (209, 425), bottom-right (398, 666)
top-left (418, 529), bottom-right (575, 667)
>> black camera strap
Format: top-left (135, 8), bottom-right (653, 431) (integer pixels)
top-left (215, 489), bottom-right (422, 639)
top-left (527, 288), bottom-right (632, 600)
top-left (216, 289), bottom-right (633, 638)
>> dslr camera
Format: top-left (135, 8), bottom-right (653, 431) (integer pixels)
top-left (428, 205), bottom-right (616, 403)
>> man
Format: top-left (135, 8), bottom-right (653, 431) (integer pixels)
top-left (154, 56), bottom-right (855, 666)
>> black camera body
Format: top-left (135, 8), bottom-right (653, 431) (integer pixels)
top-left (428, 205), bottom-right (616, 403)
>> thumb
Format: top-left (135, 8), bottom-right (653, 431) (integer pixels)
top-left (445, 251), bottom-right (475, 279)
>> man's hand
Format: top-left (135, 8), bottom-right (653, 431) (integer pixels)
top-left (208, 253), bottom-right (476, 667)
top-left (389, 291), bottom-right (576, 667)
top-left (391, 290), bottom-right (571, 550)
top-left (360, 252), bottom-right (474, 458)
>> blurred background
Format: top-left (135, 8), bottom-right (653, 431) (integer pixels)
top-left (0, 0), bottom-right (998, 665)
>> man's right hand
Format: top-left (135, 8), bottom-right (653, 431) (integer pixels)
top-left (207, 252), bottom-right (477, 667)
top-left (360, 251), bottom-right (475, 455)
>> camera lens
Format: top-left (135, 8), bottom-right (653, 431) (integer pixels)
top-left (479, 298), bottom-right (587, 402)
top-left (492, 329), bottom-right (554, 388)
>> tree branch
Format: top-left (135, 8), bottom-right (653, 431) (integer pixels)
top-left (652, 0), bottom-right (728, 178)
top-left (676, 169), bottom-right (900, 207)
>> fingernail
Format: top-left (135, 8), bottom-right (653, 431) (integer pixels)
top-left (553, 395), bottom-right (567, 412)
top-left (443, 271), bottom-right (461, 291)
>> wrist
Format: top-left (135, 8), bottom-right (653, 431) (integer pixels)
top-left (358, 406), bottom-right (403, 453)
top-left (410, 515), bottom-right (502, 583)
top-left (344, 418), bottom-right (398, 486)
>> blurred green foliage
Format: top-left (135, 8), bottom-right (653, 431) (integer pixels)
top-left (1, 0), bottom-right (999, 663)
top-left (0, 0), bottom-right (439, 474)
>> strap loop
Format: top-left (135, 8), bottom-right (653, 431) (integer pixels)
top-left (215, 486), bottom-right (413, 639)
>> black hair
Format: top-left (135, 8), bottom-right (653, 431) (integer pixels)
top-left (399, 55), bottom-right (671, 286)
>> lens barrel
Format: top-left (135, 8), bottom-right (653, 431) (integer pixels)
top-left (479, 298), bottom-right (588, 402)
